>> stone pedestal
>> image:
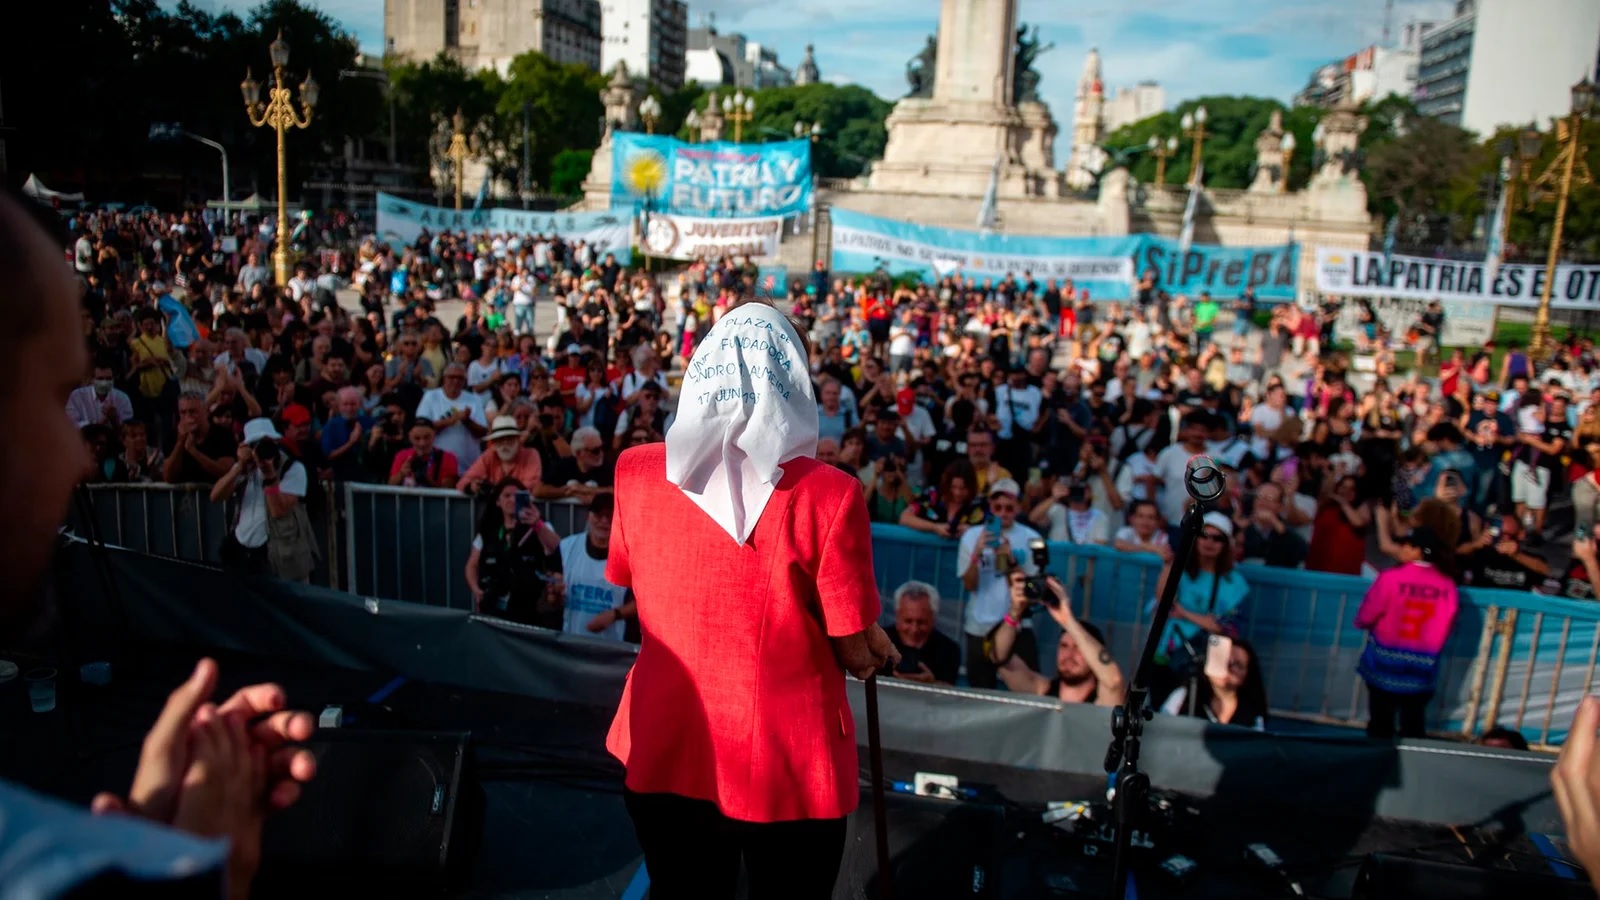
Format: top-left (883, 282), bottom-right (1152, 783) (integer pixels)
top-left (578, 133), bottom-right (617, 211)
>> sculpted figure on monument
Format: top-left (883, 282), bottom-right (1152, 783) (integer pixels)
top-left (1014, 25), bottom-right (1054, 104)
top-left (906, 35), bottom-right (937, 98)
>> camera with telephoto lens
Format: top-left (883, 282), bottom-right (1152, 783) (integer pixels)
top-left (1021, 538), bottom-right (1056, 607)
top-left (253, 439), bottom-right (282, 469)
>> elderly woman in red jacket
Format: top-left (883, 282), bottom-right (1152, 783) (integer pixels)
top-left (606, 299), bottom-right (897, 899)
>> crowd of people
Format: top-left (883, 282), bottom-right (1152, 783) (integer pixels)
top-left (66, 203), bottom-right (1600, 744)
top-left (30, 186), bottom-right (1600, 900)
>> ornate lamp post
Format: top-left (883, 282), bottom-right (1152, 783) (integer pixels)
top-left (446, 108), bottom-right (473, 211)
top-left (240, 31), bottom-right (318, 287)
top-left (1147, 135), bottom-right (1177, 187)
top-left (724, 90), bottom-right (755, 143)
top-left (639, 95), bottom-right (662, 135)
top-left (685, 109), bottom-right (702, 142)
top-left (1181, 105), bottom-right (1208, 185)
top-left (1279, 132), bottom-right (1296, 193)
top-left (1529, 77), bottom-right (1596, 359)
top-left (1494, 123), bottom-right (1545, 247)
top-left (794, 120), bottom-right (823, 143)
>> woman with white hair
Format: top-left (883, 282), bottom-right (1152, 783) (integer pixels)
top-left (606, 299), bottom-right (897, 898)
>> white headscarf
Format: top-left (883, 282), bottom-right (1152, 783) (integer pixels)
top-left (666, 303), bottom-right (818, 544)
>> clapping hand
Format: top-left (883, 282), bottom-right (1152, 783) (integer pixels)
top-left (1554, 696), bottom-right (1600, 884)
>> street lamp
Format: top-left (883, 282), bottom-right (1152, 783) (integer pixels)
top-left (241, 30), bottom-right (317, 287)
top-left (724, 90), bottom-right (755, 143)
top-left (1493, 123), bottom-right (1544, 248)
top-left (685, 109), bottom-right (702, 142)
top-left (1279, 132), bottom-right (1296, 193)
top-left (1181, 105), bottom-right (1208, 185)
top-left (445, 108), bottom-right (474, 211)
top-left (1147, 134), bottom-right (1177, 187)
top-left (639, 95), bottom-right (662, 135)
top-left (794, 120), bottom-right (823, 142)
top-left (1528, 76), bottom-right (1596, 358)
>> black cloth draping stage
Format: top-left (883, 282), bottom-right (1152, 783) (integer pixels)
top-left (0, 538), bottom-right (1586, 899)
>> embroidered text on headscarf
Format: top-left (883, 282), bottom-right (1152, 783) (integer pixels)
top-left (666, 304), bottom-right (818, 545)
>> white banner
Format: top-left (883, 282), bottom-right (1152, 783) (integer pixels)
top-left (641, 213), bottom-right (783, 261)
top-left (1334, 296), bottom-right (1495, 349)
top-left (1315, 246), bottom-right (1600, 309)
top-left (374, 193), bottom-right (632, 263)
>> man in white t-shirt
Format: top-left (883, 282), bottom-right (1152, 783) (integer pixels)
top-left (559, 494), bottom-right (632, 641)
top-left (74, 233), bottom-right (95, 275)
top-left (511, 270), bottom-right (537, 335)
top-left (1247, 383), bottom-right (1291, 462)
top-left (416, 363), bottom-right (489, 469)
top-left (1154, 415), bottom-right (1211, 527)
top-left (956, 478), bottom-right (1043, 689)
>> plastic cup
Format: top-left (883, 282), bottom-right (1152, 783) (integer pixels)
top-left (80, 661), bottom-right (112, 686)
top-left (25, 667), bottom-right (56, 713)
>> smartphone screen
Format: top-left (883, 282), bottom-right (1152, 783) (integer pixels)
top-left (515, 491), bottom-right (532, 516)
top-left (1203, 634), bottom-right (1234, 681)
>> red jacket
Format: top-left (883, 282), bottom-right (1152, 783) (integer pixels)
top-left (606, 444), bottom-right (879, 822)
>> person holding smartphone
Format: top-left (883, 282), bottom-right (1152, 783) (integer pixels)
top-left (1159, 635), bottom-right (1268, 730)
top-left (465, 478), bottom-right (561, 622)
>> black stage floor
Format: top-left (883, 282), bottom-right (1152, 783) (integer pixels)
top-left (0, 642), bottom-right (1583, 899)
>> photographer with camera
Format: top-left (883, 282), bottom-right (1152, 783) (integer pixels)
top-left (365, 394), bottom-right (413, 480)
top-left (957, 478), bottom-right (1044, 688)
top-left (210, 417), bottom-right (316, 581)
top-left (387, 418), bottom-right (460, 488)
top-left (866, 453), bottom-right (915, 523)
top-left (989, 570), bottom-right (1125, 706)
top-left (465, 477), bottom-right (561, 624)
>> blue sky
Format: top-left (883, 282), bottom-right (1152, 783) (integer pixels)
top-left (182, 0), bottom-right (1458, 122)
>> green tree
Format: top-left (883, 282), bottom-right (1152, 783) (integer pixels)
top-left (549, 149), bottom-right (593, 197)
top-left (669, 83), bottom-right (892, 179)
top-left (1104, 96), bottom-right (1320, 192)
top-left (1364, 115), bottom-right (1489, 242)
top-left (492, 52), bottom-right (607, 194)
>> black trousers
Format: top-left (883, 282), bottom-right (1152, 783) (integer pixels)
top-left (623, 789), bottom-right (847, 900)
top-left (1367, 686), bottom-right (1432, 739)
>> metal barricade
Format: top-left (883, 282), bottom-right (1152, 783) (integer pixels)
top-left (866, 525), bottom-right (1600, 741)
top-left (341, 482), bottom-right (590, 608)
top-left (72, 481), bottom-right (344, 590)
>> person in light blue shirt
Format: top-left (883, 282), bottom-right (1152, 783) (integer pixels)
top-left (1152, 512), bottom-right (1250, 703)
top-left (0, 186), bottom-right (318, 899)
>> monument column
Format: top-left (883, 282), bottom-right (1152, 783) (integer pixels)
top-left (932, 0), bottom-right (1019, 107)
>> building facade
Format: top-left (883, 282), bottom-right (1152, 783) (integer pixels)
top-left (1416, 0), bottom-right (1600, 136)
top-left (685, 28), bottom-right (794, 89)
top-left (1104, 82), bottom-right (1164, 132)
top-left (1296, 42), bottom-right (1422, 110)
top-left (601, 0), bottom-right (689, 90)
top-left (384, 0), bottom-right (602, 73)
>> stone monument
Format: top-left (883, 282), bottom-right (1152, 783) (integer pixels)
top-left (1311, 99), bottom-right (1367, 190)
top-left (1065, 48), bottom-right (1106, 191)
top-left (1249, 109), bottom-right (1287, 193)
top-left (578, 63), bottom-right (641, 211)
top-left (869, 0), bottom-right (1062, 199)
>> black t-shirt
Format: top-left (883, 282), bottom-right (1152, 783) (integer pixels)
top-left (1420, 310), bottom-right (1444, 335)
top-left (882, 628), bottom-right (963, 685)
top-left (1466, 548), bottom-right (1543, 590)
top-left (169, 426), bottom-right (239, 484)
top-left (542, 455), bottom-right (616, 488)
top-left (1543, 419), bottom-right (1573, 473)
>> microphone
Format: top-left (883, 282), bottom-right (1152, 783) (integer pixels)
top-left (1184, 455), bottom-right (1226, 503)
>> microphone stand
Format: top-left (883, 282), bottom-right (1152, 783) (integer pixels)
top-left (1103, 499), bottom-right (1209, 900)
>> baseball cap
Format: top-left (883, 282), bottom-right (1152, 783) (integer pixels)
top-left (588, 493), bottom-right (616, 517)
top-left (566, 344), bottom-right (584, 355)
top-left (988, 478), bottom-right (1021, 499)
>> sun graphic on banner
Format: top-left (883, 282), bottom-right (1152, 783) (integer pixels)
top-left (622, 149), bottom-right (669, 199)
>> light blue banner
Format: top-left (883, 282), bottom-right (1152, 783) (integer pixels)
top-left (828, 208), bottom-right (1298, 301)
top-left (374, 193), bottom-right (632, 265)
top-left (611, 133), bottom-right (813, 218)
top-left (1139, 236), bottom-right (1298, 302)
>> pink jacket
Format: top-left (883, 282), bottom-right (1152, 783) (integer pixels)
top-left (1355, 562), bottom-right (1459, 657)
